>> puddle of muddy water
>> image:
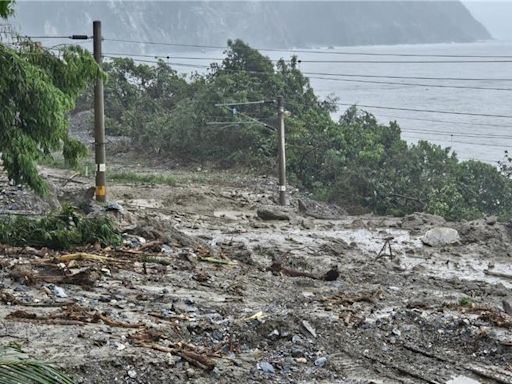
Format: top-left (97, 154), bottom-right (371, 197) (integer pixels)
top-left (126, 199), bottom-right (163, 209)
top-left (185, 219), bottom-right (512, 289)
top-left (447, 375), bottom-right (480, 384)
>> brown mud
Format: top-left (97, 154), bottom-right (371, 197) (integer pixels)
top-left (1, 164), bottom-right (512, 383)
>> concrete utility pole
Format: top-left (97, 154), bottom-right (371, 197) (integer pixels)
top-left (93, 20), bottom-right (106, 202)
top-left (277, 96), bottom-right (287, 206)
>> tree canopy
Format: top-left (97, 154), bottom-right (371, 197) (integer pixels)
top-left (73, 39), bottom-right (512, 221)
top-left (1, 3), bottom-right (99, 193)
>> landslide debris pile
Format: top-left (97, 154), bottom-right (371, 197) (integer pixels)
top-left (2, 171), bottom-right (512, 383)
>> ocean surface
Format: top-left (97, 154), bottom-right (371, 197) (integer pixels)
top-left (103, 40), bottom-right (512, 164)
top-left (291, 41), bottom-right (512, 165)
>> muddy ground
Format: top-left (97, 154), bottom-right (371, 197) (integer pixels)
top-left (2, 162), bottom-right (512, 384)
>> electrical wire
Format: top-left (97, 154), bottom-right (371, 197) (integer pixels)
top-left (308, 76), bottom-right (512, 91)
top-left (402, 132), bottom-right (512, 149)
top-left (400, 128), bottom-right (512, 140)
top-left (303, 71), bottom-right (512, 82)
top-left (297, 59), bottom-right (512, 64)
top-left (375, 114), bottom-right (512, 129)
top-left (337, 103), bottom-right (512, 119)
top-left (104, 52), bottom-right (224, 61)
top-left (102, 37), bottom-right (512, 59)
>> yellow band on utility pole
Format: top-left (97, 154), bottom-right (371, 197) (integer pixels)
top-left (96, 185), bottom-right (106, 197)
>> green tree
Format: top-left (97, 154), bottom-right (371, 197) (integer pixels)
top-left (0, 0), bottom-right (14, 17)
top-left (1, 6), bottom-right (98, 193)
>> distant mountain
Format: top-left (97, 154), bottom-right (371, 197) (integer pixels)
top-left (12, 1), bottom-right (491, 49)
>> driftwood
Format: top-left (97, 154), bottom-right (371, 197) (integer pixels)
top-left (268, 262), bottom-right (339, 281)
top-left (484, 269), bottom-right (512, 280)
top-left (6, 304), bottom-right (143, 329)
top-left (136, 342), bottom-right (216, 371)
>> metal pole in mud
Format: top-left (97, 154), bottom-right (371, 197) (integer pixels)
top-left (277, 96), bottom-right (287, 205)
top-left (93, 20), bottom-right (107, 202)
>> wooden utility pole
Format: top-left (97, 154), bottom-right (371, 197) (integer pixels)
top-left (93, 20), bottom-right (106, 202)
top-left (277, 96), bottom-right (287, 205)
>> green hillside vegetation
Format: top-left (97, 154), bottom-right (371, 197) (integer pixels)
top-left (73, 40), bottom-right (512, 221)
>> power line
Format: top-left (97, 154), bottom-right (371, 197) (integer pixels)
top-left (102, 37), bottom-right (512, 59)
top-left (102, 54), bottom-right (512, 92)
top-left (338, 103), bottom-right (512, 119)
top-left (309, 76), bottom-right (512, 91)
top-left (104, 52), bottom-right (224, 61)
top-left (104, 52), bottom-right (512, 84)
top-left (297, 59), bottom-right (512, 64)
top-left (401, 127), bottom-right (512, 140)
top-left (24, 35), bottom-right (91, 40)
top-left (102, 55), bottom-right (209, 68)
top-left (304, 71), bottom-right (512, 82)
top-left (375, 114), bottom-right (512, 129)
top-left (402, 132), bottom-right (512, 149)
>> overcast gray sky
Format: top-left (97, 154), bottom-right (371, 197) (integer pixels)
top-left (463, 1), bottom-right (512, 40)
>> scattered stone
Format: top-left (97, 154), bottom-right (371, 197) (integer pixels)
top-left (295, 357), bottom-right (307, 364)
top-left (486, 216), bottom-right (498, 226)
top-left (259, 361), bottom-right (275, 373)
top-left (503, 298), bottom-right (512, 315)
top-left (186, 368), bottom-right (196, 378)
top-left (256, 207), bottom-right (290, 221)
top-left (45, 284), bottom-right (68, 298)
top-left (314, 357), bottom-right (327, 367)
top-left (127, 369), bottom-right (137, 379)
top-left (291, 348), bottom-right (305, 358)
top-left (292, 335), bottom-right (302, 344)
top-left (106, 202), bottom-right (123, 212)
top-left (161, 244), bottom-right (172, 255)
top-left (302, 320), bottom-right (317, 338)
top-left (421, 227), bottom-right (460, 247)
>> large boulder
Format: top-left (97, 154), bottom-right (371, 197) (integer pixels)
top-left (421, 227), bottom-right (460, 247)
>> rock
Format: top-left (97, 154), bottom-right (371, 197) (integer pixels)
top-left (503, 298), bottom-right (512, 315)
top-left (302, 320), bottom-right (317, 338)
top-left (314, 357), bottom-right (327, 367)
top-left (421, 227), bottom-right (460, 247)
top-left (127, 370), bottom-right (137, 379)
top-left (45, 284), bottom-right (68, 298)
top-left (292, 335), bottom-right (302, 343)
top-left (401, 213), bottom-right (445, 232)
top-left (321, 265), bottom-right (339, 281)
top-left (257, 207), bottom-right (290, 221)
top-left (259, 361), bottom-right (275, 373)
top-left (106, 202), bottom-right (123, 212)
top-left (291, 348), bottom-right (305, 358)
top-left (161, 244), bottom-right (172, 255)
top-left (186, 368), bottom-right (196, 378)
top-left (486, 216), bottom-right (498, 226)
